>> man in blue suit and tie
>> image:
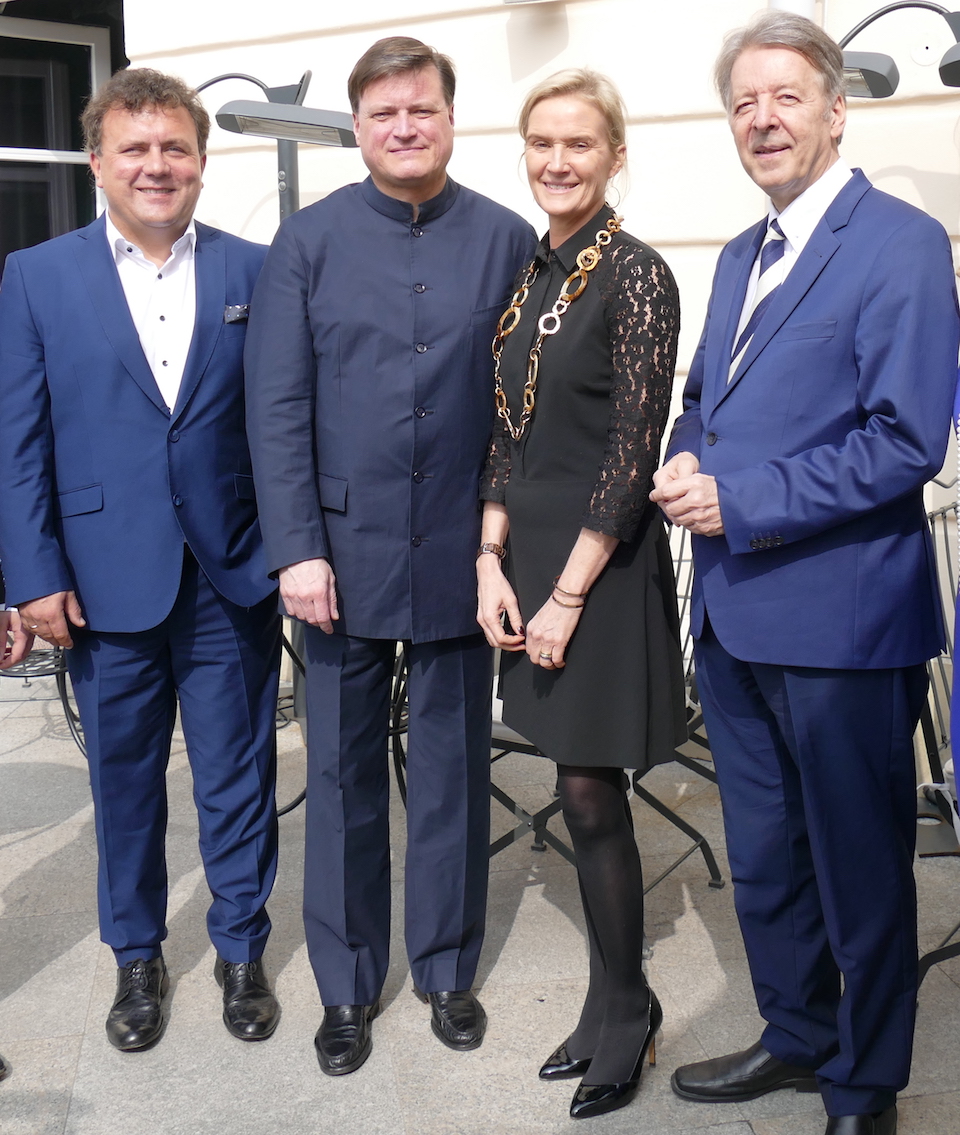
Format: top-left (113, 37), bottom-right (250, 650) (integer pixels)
top-left (245, 37), bottom-right (535, 1075)
top-left (0, 69), bottom-right (282, 1052)
top-left (652, 12), bottom-right (959, 1135)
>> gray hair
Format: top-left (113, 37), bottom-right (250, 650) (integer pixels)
top-left (714, 10), bottom-right (845, 113)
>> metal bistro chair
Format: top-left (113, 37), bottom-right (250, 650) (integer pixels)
top-left (917, 498), bottom-right (960, 984)
top-left (0, 642), bottom-right (84, 753)
top-left (390, 521), bottom-right (725, 894)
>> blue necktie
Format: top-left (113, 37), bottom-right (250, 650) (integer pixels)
top-left (729, 219), bottom-right (786, 381)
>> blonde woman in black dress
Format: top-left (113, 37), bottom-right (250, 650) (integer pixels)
top-left (477, 70), bottom-right (687, 1120)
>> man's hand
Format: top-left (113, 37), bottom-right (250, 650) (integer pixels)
top-left (652, 450), bottom-right (700, 491)
top-left (651, 462), bottom-right (725, 537)
top-left (279, 558), bottom-right (339, 634)
top-left (0, 608), bottom-right (35, 669)
top-left (17, 591), bottom-right (86, 648)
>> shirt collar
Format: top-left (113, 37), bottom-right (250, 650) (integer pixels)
top-left (769, 159), bottom-right (852, 255)
top-left (105, 212), bottom-right (197, 265)
top-left (535, 204), bottom-right (616, 272)
top-left (359, 174), bottom-right (460, 224)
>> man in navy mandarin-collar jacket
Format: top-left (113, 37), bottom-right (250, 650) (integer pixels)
top-left (652, 13), bottom-right (958, 1135)
top-left (244, 37), bottom-right (535, 1074)
top-left (0, 70), bottom-right (282, 1053)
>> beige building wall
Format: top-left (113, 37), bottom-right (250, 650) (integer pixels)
top-left (126, 0), bottom-right (960, 492)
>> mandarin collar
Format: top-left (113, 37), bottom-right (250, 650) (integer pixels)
top-left (535, 205), bottom-right (616, 272)
top-left (359, 174), bottom-right (460, 223)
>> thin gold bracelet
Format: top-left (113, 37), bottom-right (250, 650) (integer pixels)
top-left (550, 594), bottom-right (585, 609)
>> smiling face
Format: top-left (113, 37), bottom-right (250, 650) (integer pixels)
top-left (353, 66), bottom-right (455, 205)
top-left (524, 95), bottom-right (624, 247)
top-left (90, 104), bottom-right (204, 258)
top-left (728, 45), bottom-right (844, 212)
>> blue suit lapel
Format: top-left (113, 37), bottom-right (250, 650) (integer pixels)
top-left (72, 216), bottom-right (169, 417)
top-left (702, 220), bottom-right (764, 419)
top-left (173, 222), bottom-right (224, 422)
top-left (714, 170), bottom-right (872, 410)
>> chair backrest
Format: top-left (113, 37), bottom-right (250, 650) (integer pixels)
top-left (922, 500), bottom-right (957, 782)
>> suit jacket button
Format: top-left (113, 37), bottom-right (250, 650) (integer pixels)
top-left (173, 494), bottom-right (183, 507)
top-left (411, 535), bottom-right (422, 547)
top-left (169, 429), bottom-right (180, 442)
top-left (750, 539), bottom-right (759, 550)
top-left (415, 343), bottom-right (427, 354)
top-left (413, 471), bottom-right (424, 483)
top-left (706, 432), bottom-right (718, 445)
top-left (773, 535), bottom-right (783, 546)
top-left (415, 406), bottom-right (427, 418)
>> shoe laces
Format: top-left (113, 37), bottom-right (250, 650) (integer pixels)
top-left (119, 960), bottom-right (153, 992)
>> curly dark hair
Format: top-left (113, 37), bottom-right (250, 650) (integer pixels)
top-left (82, 68), bottom-right (210, 155)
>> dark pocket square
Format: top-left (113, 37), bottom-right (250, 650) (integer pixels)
top-left (224, 304), bottom-right (250, 323)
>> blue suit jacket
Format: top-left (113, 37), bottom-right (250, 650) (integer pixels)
top-left (0, 216), bottom-right (274, 632)
top-left (667, 170), bottom-right (959, 669)
top-left (244, 177), bottom-right (536, 643)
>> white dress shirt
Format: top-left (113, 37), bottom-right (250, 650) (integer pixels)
top-left (105, 214), bottom-right (197, 412)
top-left (734, 159), bottom-right (853, 347)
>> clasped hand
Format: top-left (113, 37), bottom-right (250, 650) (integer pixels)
top-left (650, 452), bottom-right (725, 537)
top-left (476, 557), bottom-right (581, 668)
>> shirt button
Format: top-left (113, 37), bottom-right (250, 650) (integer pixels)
top-left (411, 535), bottom-right (423, 547)
top-left (157, 273), bottom-right (163, 280)
top-left (173, 494), bottom-right (183, 507)
top-left (706, 432), bottom-right (718, 445)
top-left (415, 406), bottom-right (427, 418)
top-left (169, 429), bottom-right (180, 442)
top-left (159, 315), bottom-right (166, 321)
top-left (161, 360), bottom-right (169, 366)
top-left (412, 227), bottom-right (423, 237)
top-left (415, 343), bottom-right (427, 354)
top-left (414, 283), bottom-right (426, 293)
top-left (413, 471), bottom-right (424, 483)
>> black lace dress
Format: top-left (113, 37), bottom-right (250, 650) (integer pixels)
top-left (480, 206), bottom-right (687, 768)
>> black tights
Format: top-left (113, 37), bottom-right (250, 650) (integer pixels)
top-left (558, 764), bottom-right (651, 1084)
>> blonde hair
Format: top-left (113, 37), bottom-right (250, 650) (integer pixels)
top-left (518, 68), bottom-right (626, 153)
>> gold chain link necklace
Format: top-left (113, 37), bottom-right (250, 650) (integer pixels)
top-left (492, 214), bottom-right (621, 442)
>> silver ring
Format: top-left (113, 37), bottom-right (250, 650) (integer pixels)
top-left (539, 651), bottom-right (553, 660)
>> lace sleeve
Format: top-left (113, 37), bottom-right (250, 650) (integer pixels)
top-left (479, 407), bottom-right (511, 503)
top-left (581, 239), bottom-right (680, 541)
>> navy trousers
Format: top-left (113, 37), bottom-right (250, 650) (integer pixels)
top-left (695, 619), bottom-right (927, 1116)
top-left (67, 549), bottom-right (281, 965)
top-left (301, 630), bottom-right (492, 1006)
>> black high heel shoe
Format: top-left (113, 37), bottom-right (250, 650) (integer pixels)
top-left (569, 990), bottom-right (663, 1120)
top-left (539, 1039), bottom-right (592, 1080)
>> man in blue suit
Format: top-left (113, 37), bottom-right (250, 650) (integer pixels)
top-left (245, 37), bottom-right (535, 1074)
top-left (0, 69), bottom-right (282, 1052)
top-left (652, 12), bottom-right (959, 1135)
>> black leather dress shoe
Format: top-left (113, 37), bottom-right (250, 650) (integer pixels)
top-left (671, 1040), bottom-right (818, 1102)
top-left (314, 1002), bottom-right (380, 1076)
top-left (413, 987), bottom-right (486, 1050)
top-left (0, 1051), bottom-right (8, 1081)
top-left (539, 1039), bottom-right (591, 1080)
top-left (214, 956), bottom-right (280, 1041)
top-left (105, 956), bottom-right (169, 1052)
top-left (825, 1105), bottom-right (897, 1134)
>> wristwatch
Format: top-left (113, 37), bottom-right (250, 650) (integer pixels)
top-left (477, 542), bottom-right (506, 560)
